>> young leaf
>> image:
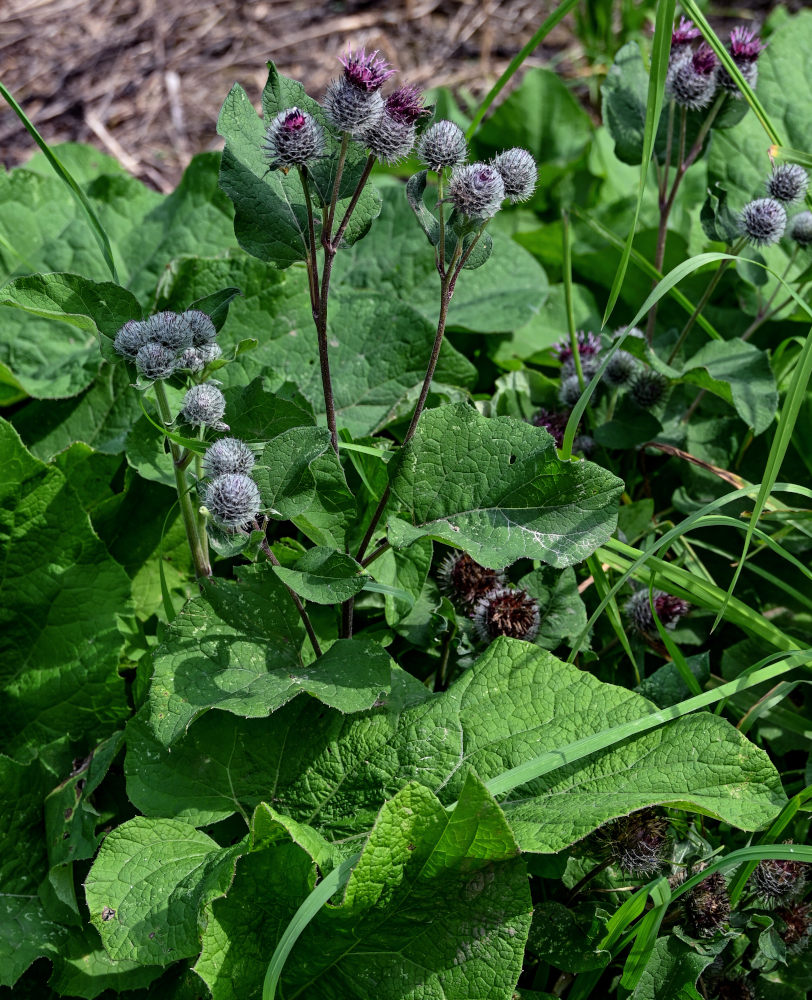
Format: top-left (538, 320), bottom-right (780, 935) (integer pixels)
top-left (387, 403), bottom-right (624, 569)
top-left (254, 426), bottom-right (332, 518)
top-left (270, 547), bottom-right (369, 603)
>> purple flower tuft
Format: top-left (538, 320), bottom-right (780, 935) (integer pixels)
top-left (340, 48), bottom-right (394, 92)
top-left (672, 17), bottom-right (701, 48)
top-left (692, 43), bottom-right (717, 76)
top-left (730, 26), bottom-right (764, 63)
top-left (554, 330), bottom-right (601, 364)
top-left (385, 85), bottom-right (427, 125)
top-left (531, 408), bottom-right (570, 448)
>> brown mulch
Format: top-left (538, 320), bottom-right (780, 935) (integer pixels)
top-left (0, 0), bottom-right (796, 193)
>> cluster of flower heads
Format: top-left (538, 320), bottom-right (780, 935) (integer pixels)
top-left (666, 18), bottom-right (764, 111)
top-left (624, 587), bottom-right (691, 637)
top-left (113, 310), bottom-right (223, 381)
top-left (202, 436), bottom-right (261, 530)
top-left (531, 327), bottom-right (671, 454)
top-left (438, 552), bottom-right (540, 644)
top-left (738, 163), bottom-right (812, 249)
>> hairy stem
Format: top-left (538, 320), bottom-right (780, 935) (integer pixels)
top-left (437, 171), bottom-right (446, 276)
top-left (259, 533), bottom-right (323, 658)
top-left (324, 133), bottom-right (349, 244)
top-left (154, 381), bottom-right (211, 580)
top-left (298, 166), bottom-right (319, 313)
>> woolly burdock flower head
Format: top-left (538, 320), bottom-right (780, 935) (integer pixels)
top-left (625, 589), bottom-right (690, 635)
top-left (447, 163), bottom-right (505, 219)
top-left (531, 408), bottom-right (570, 448)
top-left (362, 87), bottom-right (426, 164)
top-left (766, 163), bottom-right (809, 204)
top-left (492, 148), bottom-right (537, 204)
top-left (263, 107), bottom-right (325, 170)
top-left (749, 846), bottom-right (808, 905)
top-left (323, 79), bottom-right (384, 136)
top-left (630, 369), bottom-right (670, 409)
top-left (114, 319), bottom-right (150, 359)
top-left (739, 197), bottom-right (787, 247)
top-left (671, 16), bottom-right (701, 50)
top-left (685, 864), bottom-right (731, 937)
top-left (558, 374), bottom-right (583, 408)
top-left (790, 211), bottom-right (812, 249)
top-left (473, 586), bottom-right (540, 643)
top-left (437, 552), bottom-right (505, 612)
top-left (339, 48), bottom-right (394, 93)
top-left (204, 473), bottom-right (261, 529)
top-left (417, 120), bottom-right (467, 172)
top-left (135, 342), bottom-right (177, 381)
top-left (182, 309), bottom-right (217, 346)
top-left (204, 437), bottom-right (256, 478)
top-left (666, 43), bottom-right (718, 110)
top-left (603, 349), bottom-right (638, 388)
top-left (178, 343), bottom-right (222, 374)
top-left (144, 311), bottom-right (194, 352)
top-left (777, 901), bottom-right (812, 954)
top-left (719, 26), bottom-right (764, 94)
top-left (181, 383), bottom-right (227, 429)
top-left (595, 808), bottom-right (669, 876)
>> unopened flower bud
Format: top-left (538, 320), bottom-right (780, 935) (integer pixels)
top-left (558, 374), bottom-right (583, 408)
top-left (739, 197), bottom-right (787, 246)
top-left (263, 107), bottom-right (325, 169)
top-left (531, 408), bottom-right (570, 448)
top-left (114, 319), bottom-right (150, 359)
top-left (181, 383), bottom-right (227, 428)
top-left (685, 864), bottom-right (731, 937)
top-left (630, 369), bottom-right (669, 408)
top-left (204, 437), bottom-right (255, 478)
top-left (437, 552), bottom-right (505, 612)
top-left (473, 586), bottom-right (540, 643)
top-left (766, 164), bottom-right (809, 204)
top-left (144, 311), bottom-right (194, 352)
top-left (563, 355), bottom-right (601, 382)
top-left (603, 350), bottom-right (638, 387)
top-left (789, 211), bottom-right (812, 249)
top-left (447, 162), bottom-right (505, 219)
top-left (492, 148), bottom-right (537, 203)
top-left (204, 473), bottom-right (261, 529)
top-left (595, 808), bottom-right (669, 876)
top-left (719, 26), bottom-right (764, 95)
top-left (573, 434), bottom-right (595, 457)
top-left (135, 342), bottom-right (177, 380)
top-left (178, 343), bottom-right (222, 373)
top-left (183, 309), bottom-right (217, 346)
top-left (750, 846), bottom-right (808, 905)
top-left (666, 43), bottom-right (718, 110)
top-left (625, 589), bottom-right (690, 635)
top-left (417, 120), bottom-right (467, 172)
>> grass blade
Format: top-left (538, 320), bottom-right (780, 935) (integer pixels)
top-left (465, 0), bottom-right (581, 140)
top-left (0, 81), bottom-right (119, 284)
top-left (602, 0), bottom-right (675, 326)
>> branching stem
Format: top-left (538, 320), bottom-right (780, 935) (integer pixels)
top-left (258, 532), bottom-right (323, 658)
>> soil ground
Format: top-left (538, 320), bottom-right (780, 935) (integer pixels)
top-left (0, 0), bottom-right (798, 192)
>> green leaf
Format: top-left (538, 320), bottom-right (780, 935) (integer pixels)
top-left (700, 183), bottom-right (742, 244)
top-left (405, 169), bottom-right (440, 246)
top-left (125, 668), bottom-right (431, 828)
top-left (629, 934), bottom-right (718, 1000)
top-left (291, 449), bottom-right (357, 550)
top-left (0, 420), bottom-right (131, 757)
top-left (264, 773), bottom-right (531, 1000)
top-left (48, 924), bottom-right (164, 999)
top-left (519, 565), bottom-right (589, 650)
top-left (146, 566), bottom-right (390, 745)
top-left (224, 374), bottom-right (316, 441)
top-left (270, 546), bottom-right (369, 603)
top-left (85, 816), bottom-right (244, 965)
top-left (387, 403), bottom-right (624, 569)
top-left (254, 426), bottom-right (332, 518)
top-left (336, 185), bottom-right (548, 333)
top-left (528, 901), bottom-right (609, 973)
top-left (217, 65), bottom-right (381, 268)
